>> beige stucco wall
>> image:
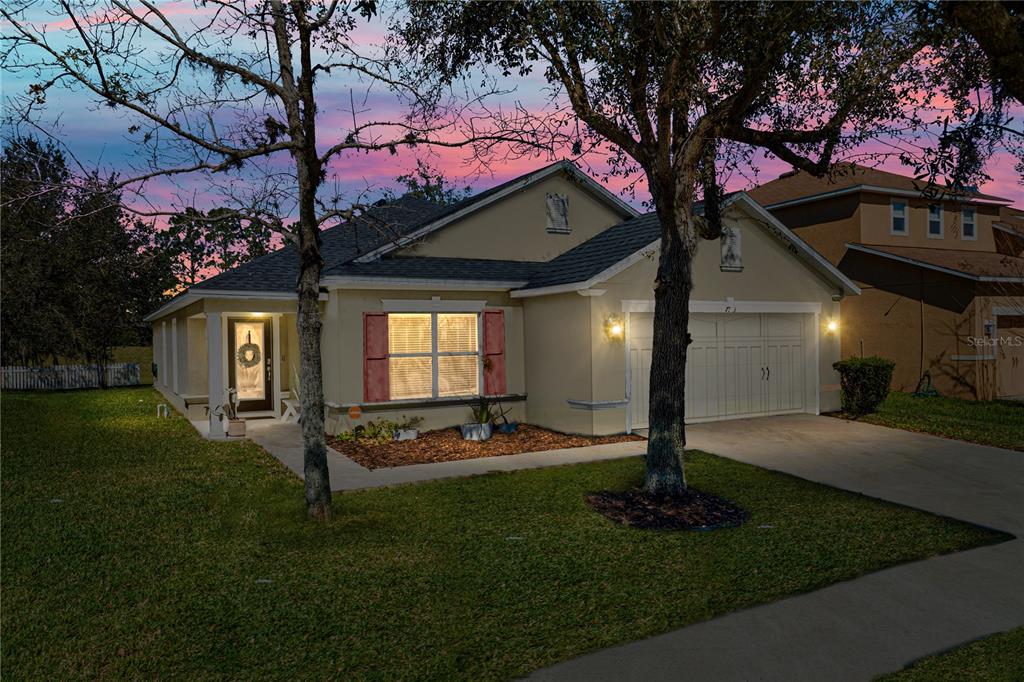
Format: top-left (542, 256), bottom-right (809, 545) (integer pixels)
top-left (326, 288), bottom-right (526, 434)
top-left (858, 192), bottom-right (1001, 251)
top-left (399, 172), bottom-right (629, 262)
top-left (523, 204), bottom-right (847, 435)
top-left (522, 292), bottom-right (596, 434)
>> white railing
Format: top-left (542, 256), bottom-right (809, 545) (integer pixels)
top-left (1, 363), bottom-right (142, 390)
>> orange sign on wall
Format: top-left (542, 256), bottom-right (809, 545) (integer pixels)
top-left (347, 405), bottom-right (362, 420)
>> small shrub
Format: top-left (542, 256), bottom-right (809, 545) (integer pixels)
top-left (833, 356), bottom-right (896, 416)
top-left (336, 415), bottom-right (423, 443)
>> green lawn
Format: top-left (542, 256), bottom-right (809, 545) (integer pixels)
top-left (878, 628), bottom-right (1024, 681)
top-left (857, 392), bottom-right (1024, 451)
top-left (1, 389), bottom-right (1008, 680)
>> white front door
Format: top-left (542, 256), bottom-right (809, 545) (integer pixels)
top-left (629, 312), bottom-right (809, 429)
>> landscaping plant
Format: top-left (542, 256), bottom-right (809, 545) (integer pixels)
top-left (833, 356), bottom-right (897, 416)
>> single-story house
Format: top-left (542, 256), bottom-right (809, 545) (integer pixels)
top-left (146, 161), bottom-right (858, 437)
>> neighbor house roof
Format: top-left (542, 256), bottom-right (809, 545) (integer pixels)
top-left (994, 206), bottom-right (1024, 237)
top-left (747, 163), bottom-right (1011, 209)
top-left (845, 243), bottom-right (1024, 282)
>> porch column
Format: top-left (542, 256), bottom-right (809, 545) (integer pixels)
top-left (207, 311), bottom-right (225, 438)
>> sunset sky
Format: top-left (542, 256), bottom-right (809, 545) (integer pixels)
top-left (3, 2), bottom-right (1021, 220)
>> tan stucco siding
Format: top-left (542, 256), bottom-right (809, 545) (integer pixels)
top-left (522, 292), bottom-right (595, 434)
top-left (399, 173), bottom-right (627, 262)
top-left (326, 289), bottom-right (526, 433)
top-left (769, 195), bottom-right (861, 265)
top-left (591, 207), bottom-right (845, 423)
top-left (859, 192), bottom-right (1000, 251)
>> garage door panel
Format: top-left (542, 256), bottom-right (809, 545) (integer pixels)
top-left (629, 311), bottom-right (812, 429)
top-left (685, 342), bottom-right (720, 420)
top-left (767, 340), bottom-right (805, 413)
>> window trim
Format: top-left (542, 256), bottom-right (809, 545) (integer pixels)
top-left (961, 206), bottom-right (977, 241)
top-left (890, 199), bottom-right (908, 236)
top-left (387, 311), bottom-right (481, 401)
top-left (927, 203), bottom-right (944, 239)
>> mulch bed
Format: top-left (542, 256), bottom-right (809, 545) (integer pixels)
top-left (327, 424), bottom-right (643, 469)
top-left (586, 488), bottom-right (749, 531)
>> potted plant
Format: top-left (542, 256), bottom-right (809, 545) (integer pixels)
top-left (461, 395), bottom-right (497, 441)
top-left (208, 389), bottom-right (245, 437)
top-left (394, 415), bottom-right (423, 441)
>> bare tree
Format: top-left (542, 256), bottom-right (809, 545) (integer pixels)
top-left (400, 1), bottom-right (1001, 497)
top-left (2, 0), bottom-right (534, 518)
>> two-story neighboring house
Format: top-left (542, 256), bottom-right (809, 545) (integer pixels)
top-left (749, 165), bottom-right (1024, 400)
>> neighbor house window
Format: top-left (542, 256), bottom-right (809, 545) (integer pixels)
top-left (891, 200), bottom-right (907, 235)
top-left (546, 193), bottom-right (570, 233)
top-left (387, 313), bottom-right (479, 400)
top-left (961, 206), bottom-right (977, 240)
top-left (928, 203), bottom-right (943, 238)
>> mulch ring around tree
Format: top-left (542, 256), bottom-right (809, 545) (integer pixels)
top-left (586, 488), bottom-right (749, 531)
top-left (327, 424), bottom-right (644, 469)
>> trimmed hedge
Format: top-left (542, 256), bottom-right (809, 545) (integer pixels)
top-left (833, 356), bottom-right (895, 416)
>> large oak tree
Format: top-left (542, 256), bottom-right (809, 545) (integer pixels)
top-left (401, 1), bottom-right (973, 496)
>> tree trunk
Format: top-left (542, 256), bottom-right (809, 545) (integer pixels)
top-left (643, 216), bottom-right (694, 497)
top-left (295, 140), bottom-right (331, 519)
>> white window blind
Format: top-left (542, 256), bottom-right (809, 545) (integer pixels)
top-left (546, 193), bottom-right (570, 233)
top-left (387, 312), bottom-right (479, 400)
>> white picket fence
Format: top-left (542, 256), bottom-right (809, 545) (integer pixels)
top-left (1, 363), bottom-right (142, 390)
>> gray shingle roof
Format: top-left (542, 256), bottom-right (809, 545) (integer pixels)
top-left (186, 164), bottom-right (708, 297)
top-left (521, 213), bottom-right (661, 289)
top-left (192, 195), bottom-right (447, 292)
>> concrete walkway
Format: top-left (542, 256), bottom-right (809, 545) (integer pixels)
top-left (529, 414), bottom-right (1024, 682)
top-left (245, 419), bottom-right (647, 491)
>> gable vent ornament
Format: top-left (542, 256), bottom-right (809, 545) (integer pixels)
top-left (545, 193), bottom-right (570, 233)
top-left (237, 331), bottom-right (262, 368)
top-left (720, 225), bottom-right (743, 272)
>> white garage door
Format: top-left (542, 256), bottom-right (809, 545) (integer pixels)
top-left (630, 313), bottom-right (810, 429)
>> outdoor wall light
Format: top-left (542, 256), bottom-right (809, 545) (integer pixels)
top-left (604, 314), bottom-right (625, 340)
top-left (826, 319), bottom-right (839, 333)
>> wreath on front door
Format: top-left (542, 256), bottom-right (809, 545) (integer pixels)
top-left (237, 331), bottom-right (262, 369)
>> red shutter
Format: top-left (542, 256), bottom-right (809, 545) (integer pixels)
top-left (363, 313), bottom-right (389, 402)
top-left (482, 309), bottom-right (506, 395)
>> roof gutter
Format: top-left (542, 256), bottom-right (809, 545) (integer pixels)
top-left (322, 276), bottom-right (528, 291)
top-left (763, 184), bottom-right (1011, 210)
top-left (144, 288), bottom-right (326, 322)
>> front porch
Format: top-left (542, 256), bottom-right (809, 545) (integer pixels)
top-left (151, 296), bottom-right (301, 437)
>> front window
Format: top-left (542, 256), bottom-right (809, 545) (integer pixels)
top-left (962, 206), bottom-right (977, 240)
top-left (928, 203), bottom-right (943, 237)
top-left (388, 313), bottom-right (479, 400)
top-left (891, 200), bottom-right (907, 234)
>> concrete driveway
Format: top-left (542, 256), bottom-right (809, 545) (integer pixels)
top-left (686, 414), bottom-right (1023, 535)
top-left (530, 414), bottom-right (1024, 682)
